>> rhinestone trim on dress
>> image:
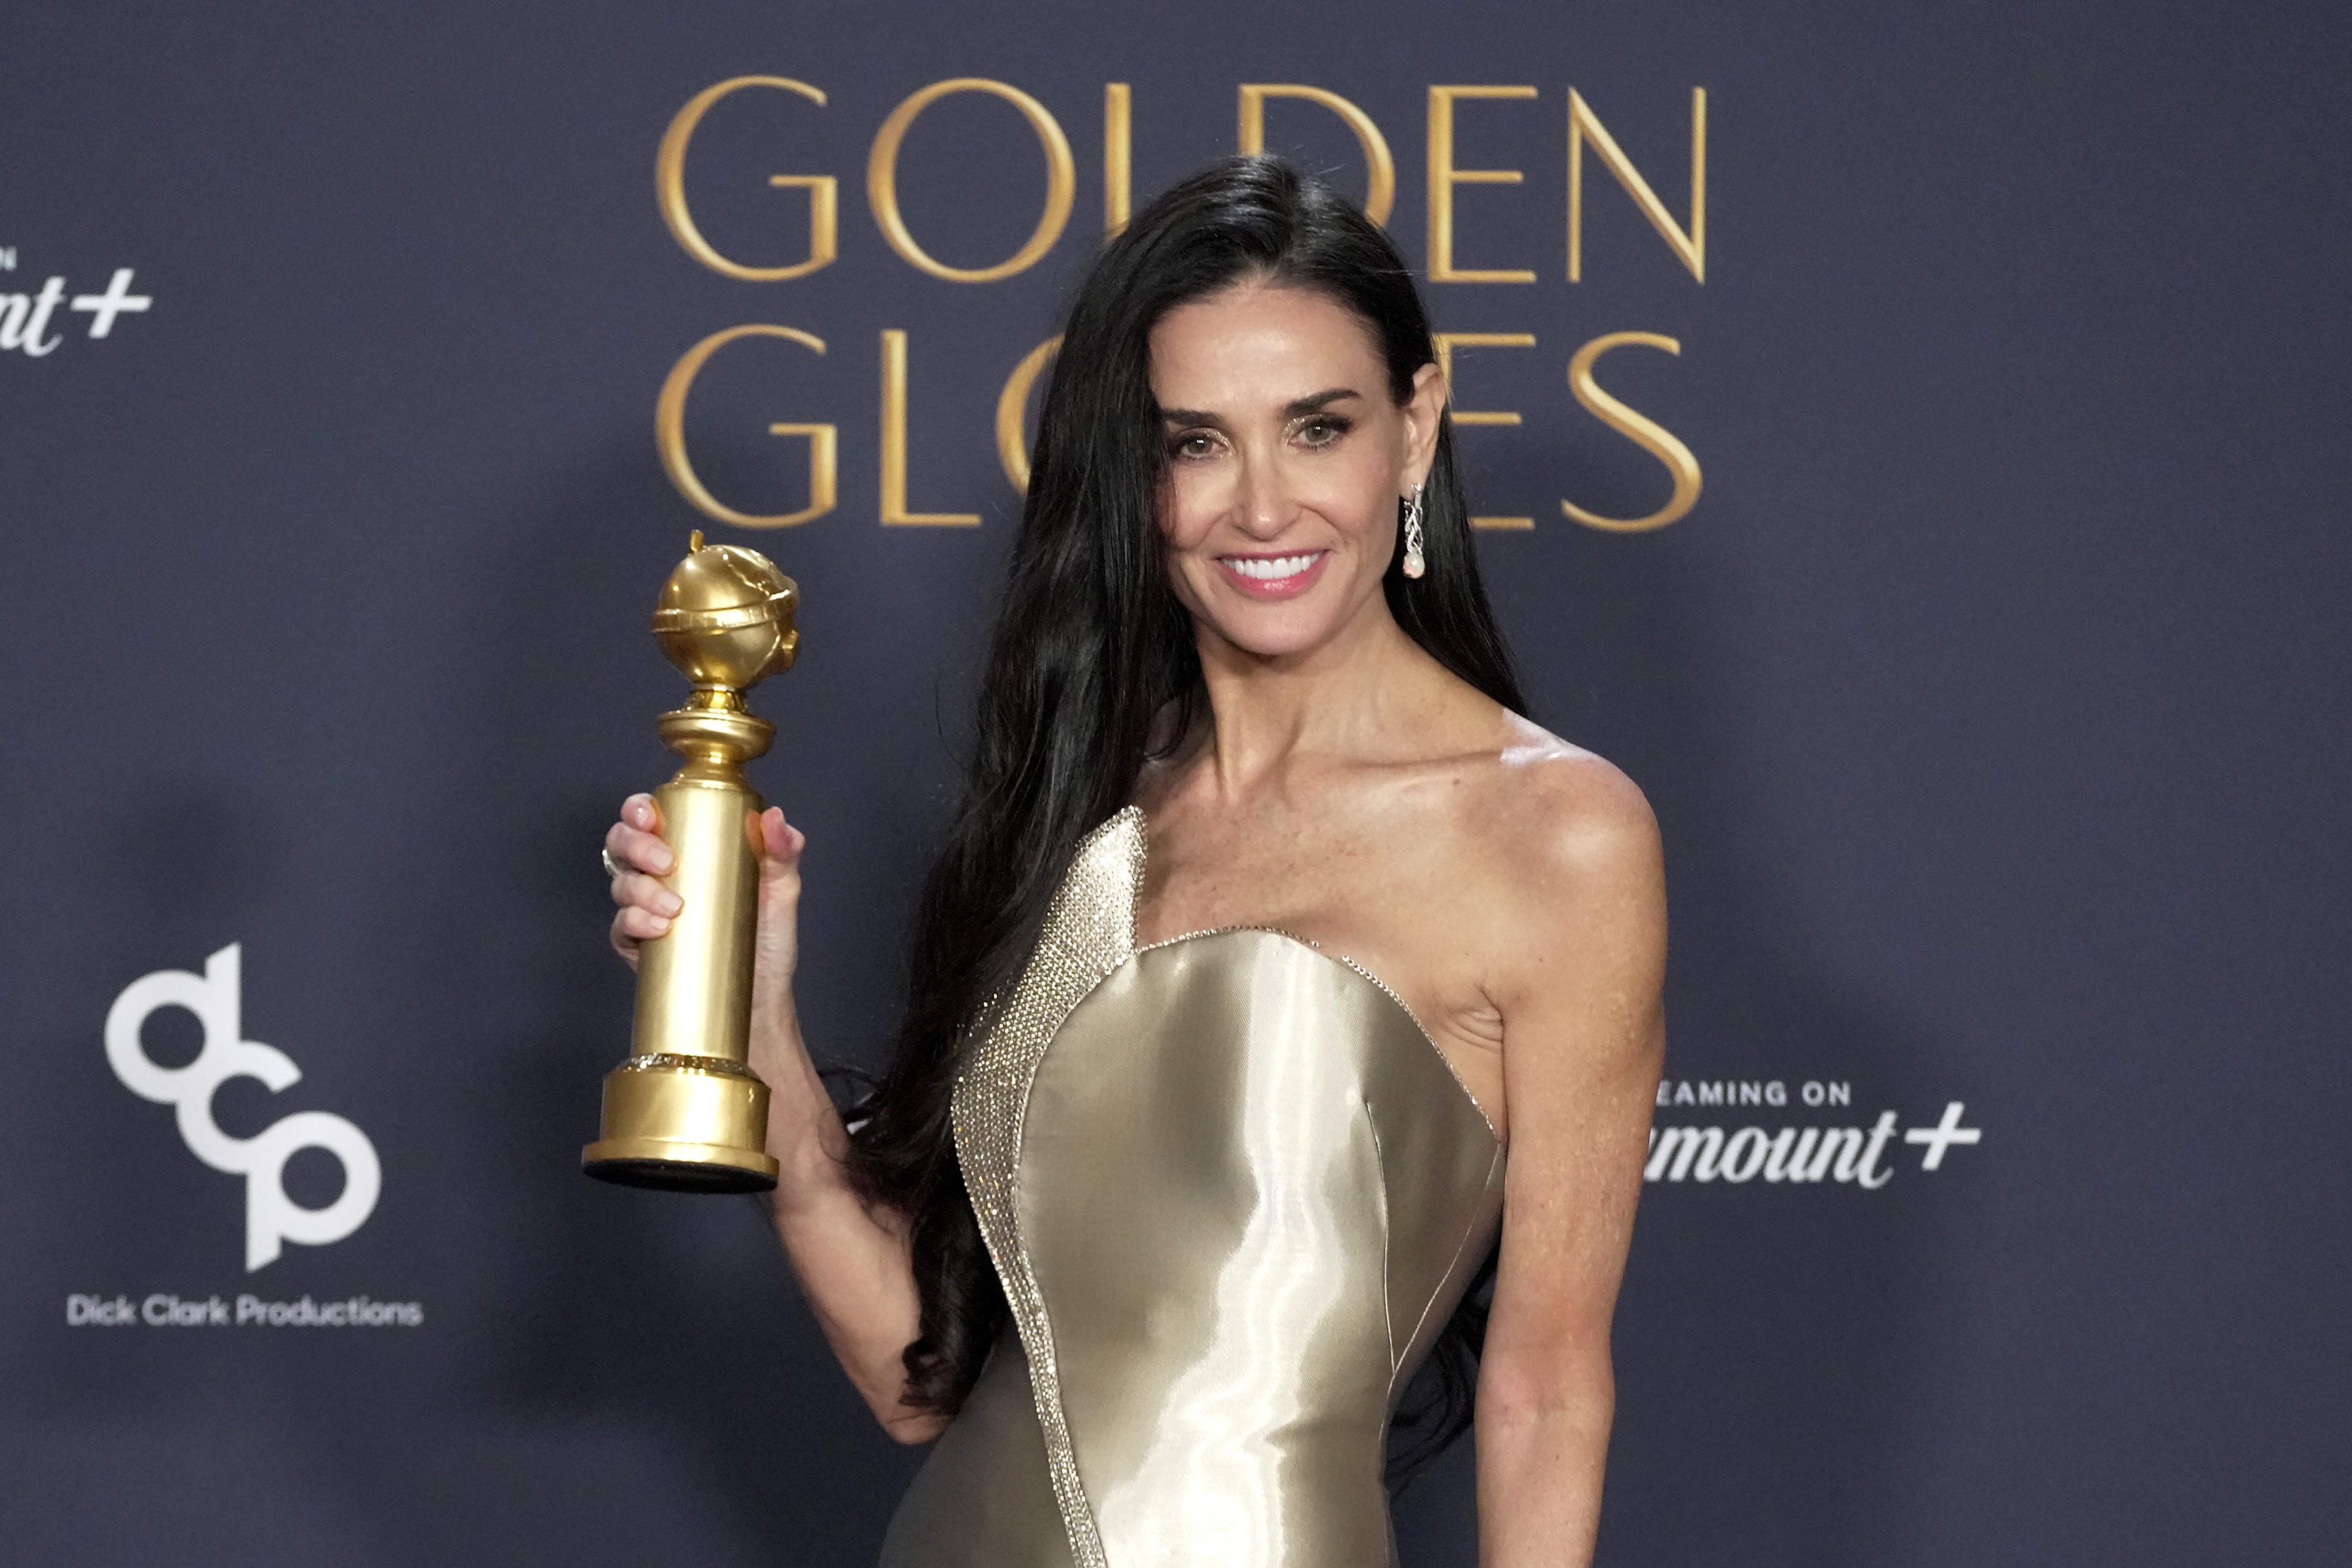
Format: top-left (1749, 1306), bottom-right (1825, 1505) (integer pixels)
top-left (950, 806), bottom-right (1144, 1568)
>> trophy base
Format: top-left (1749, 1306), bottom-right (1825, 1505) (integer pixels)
top-left (581, 1054), bottom-right (779, 1194)
top-left (582, 1141), bottom-right (779, 1194)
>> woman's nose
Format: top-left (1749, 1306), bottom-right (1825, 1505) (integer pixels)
top-left (1230, 453), bottom-right (1295, 538)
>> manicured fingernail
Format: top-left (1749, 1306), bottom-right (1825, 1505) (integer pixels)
top-left (656, 891), bottom-right (682, 916)
top-left (646, 915), bottom-right (670, 934)
top-left (651, 852), bottom-right (674, 873)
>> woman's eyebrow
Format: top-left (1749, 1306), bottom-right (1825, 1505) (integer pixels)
top-left (1158, 387), bottom-right (1364, 425)
top-left (1283, 387), bottom-right (1363, 417)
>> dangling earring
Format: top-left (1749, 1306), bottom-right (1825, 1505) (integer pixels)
top-left (1401, 484), bottom-right (1427, 580)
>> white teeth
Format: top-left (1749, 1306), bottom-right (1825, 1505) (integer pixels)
top-left (1223, 552), bottom-right (1321, 581)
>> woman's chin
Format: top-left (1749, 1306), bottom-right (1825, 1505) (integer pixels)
top-left (1198, 605), bottom-right (1351, 662)
top-left (1175, 558), bottom-right (1391, 664)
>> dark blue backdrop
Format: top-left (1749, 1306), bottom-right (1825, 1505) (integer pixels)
top-left (4, 2), bottom-right (2346, 1563)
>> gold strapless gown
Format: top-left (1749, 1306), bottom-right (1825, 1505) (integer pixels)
top-left (881, 807), bottom-right (1505, 1568)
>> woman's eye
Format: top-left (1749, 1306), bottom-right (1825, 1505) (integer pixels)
top-left (1295, 416), bottom-right (1351, 447)
top-left (1169, 431), bottom-right (1220, 460)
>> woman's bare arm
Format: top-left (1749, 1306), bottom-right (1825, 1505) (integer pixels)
top-left (1471, 760), bottom-right (1666, 1566)
top-left (606, 795), bottom-right (945, 1443)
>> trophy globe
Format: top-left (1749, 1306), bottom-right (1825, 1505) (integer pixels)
top-left (652, 533), bottom-right (799, 704)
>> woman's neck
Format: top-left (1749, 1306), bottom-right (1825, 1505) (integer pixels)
top-left (1186, 596), bottom-right (1434, 797)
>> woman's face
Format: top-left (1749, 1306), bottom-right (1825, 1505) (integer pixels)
top-left (1148, 280), bottom-right (1444, 661)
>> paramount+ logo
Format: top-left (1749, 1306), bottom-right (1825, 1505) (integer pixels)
top-left (1646, 1078), bottom-right (1982, 1189)
top-left (103, 944), bottom-right (381, 1270)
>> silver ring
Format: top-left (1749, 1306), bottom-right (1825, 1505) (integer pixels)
top-left (601, 847), bottom-right (628, 881)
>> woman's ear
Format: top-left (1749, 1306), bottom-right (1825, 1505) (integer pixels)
top-left (1401, 361), bottom-right (1447, 490)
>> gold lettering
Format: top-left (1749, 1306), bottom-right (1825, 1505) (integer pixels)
top-left (1568, 88), bottom-right (1705, 283)
top-left (656, 78), bottom-right (837, 281)
top-left (997, 336), bottom-right (1063, 492)
top-left (655, 326), bottom-right (837, 527)
top-left (1427, 87), bottom-right (1537, 283)
top-left (1433, 333), bottom-right (1536, 425)
top-left (869, 79), bottom-right (1076, 283)
top-left (1104, 84), bottom-right (1132, 236)
top-left (1237, 86), bottom-right (1395, 226)
top-left (1433, 332), bottom-right (1537, 529)
top-left (1562, 332), bottom-right (1701, 532)
top-left (881, 330), bottom-right (981, 525)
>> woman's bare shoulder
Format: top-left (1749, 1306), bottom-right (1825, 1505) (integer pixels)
top-left (1402, 715), bottom-right (1665, 992)
top-left (1482, 716), bottom-right (1655, 847)
top-left (1455, 717), bottom-right (1666, 1046)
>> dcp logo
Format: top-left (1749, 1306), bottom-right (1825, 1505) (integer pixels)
top-left (104, 944), bottom-right (381, 1270)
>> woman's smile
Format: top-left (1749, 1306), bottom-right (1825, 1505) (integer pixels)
top-left (1217, 548), bottom-right (1331, 598)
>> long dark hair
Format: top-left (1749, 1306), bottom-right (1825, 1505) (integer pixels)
top-left (844, 155), bottom-right (1525, 1479)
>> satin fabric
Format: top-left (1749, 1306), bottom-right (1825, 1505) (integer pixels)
top-left (883, 814), bottom-right (1503, 1568)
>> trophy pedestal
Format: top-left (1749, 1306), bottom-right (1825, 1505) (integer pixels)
top-left (584, 1053), bottom-right (778, 1192)
top-left (581, 534), bottom-right (799, 1198)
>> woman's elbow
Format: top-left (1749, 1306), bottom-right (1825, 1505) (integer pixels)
top-left (1478, 1351), bottom-right (1615, 1435)
top-left (880, 1412), bottom-right (948, 1445)
top-left (873, 1399), bottom-right (949, 1445)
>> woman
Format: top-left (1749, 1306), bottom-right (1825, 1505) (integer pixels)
top-left (604, 157), bottom-right (1664, 1567)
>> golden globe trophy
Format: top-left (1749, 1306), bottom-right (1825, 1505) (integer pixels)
top-left (582, 532), bottom-right (797, 1193)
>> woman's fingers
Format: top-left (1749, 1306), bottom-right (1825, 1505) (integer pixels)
top-left (612, 901), bottom-right (674, 942)
top-left (604, 818), bottom-right (675, 877)
top-left (605, 798), bottom-right (805, 971)
top-left (606, 796), bottom-right (674, 971)
top-left (748, 807), bottom-right (805, 1008)
top-left (757, 805), bottom-right (807, 867)
top-left (608, 870), bottom-right (681, 920)
top-left (756, 808), bottom-right (808, 919)
top-left (609, 907), bottom-right (651, 969)
top-left (606, 793), bottom-right (672, 874)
